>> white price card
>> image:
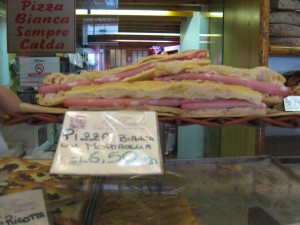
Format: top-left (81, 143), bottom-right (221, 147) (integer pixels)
top-left (0, 189), bottom-right (51, 225)
top-left (50, 111), bottom-right (164, 175)
top-left (284, 96), bottom-right (300, 111)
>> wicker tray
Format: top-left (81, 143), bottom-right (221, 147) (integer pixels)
top-left (3, 111), bottom-right (300, 128)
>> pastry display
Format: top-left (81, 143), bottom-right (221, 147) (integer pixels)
top-left (93, 194), bottom-right (200, 225)
top-left (0, 157), bottom-right (96, 225)
top-left (92, 174), bottom-right (199, 225)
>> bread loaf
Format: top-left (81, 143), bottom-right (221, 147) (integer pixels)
top-left (270, 37), bottom-right (300, 47)
top-left (270, 24), bottom-right (300, 37)
top-left (270, 0), bottom-right (300, 10)
top-left (270, 11), bottom-right (300, 26)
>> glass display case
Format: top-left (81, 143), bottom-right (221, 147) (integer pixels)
top-left (1, 0), bottom-right (300, 224)
top-left (2, 156), bottom-right (300, 224)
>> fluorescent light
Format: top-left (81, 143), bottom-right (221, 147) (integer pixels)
top-left (115, 32), bottom-right (179, 37)
top-left (113, 39), bottom-right (178, 43)
top-left (164, 45), bottom-right (180, 52)
top-left (90, 9), bottom-right (168, 16)
top-left (199, 34), bottom-right (223, 37)
top-left (76, 9), bottom-right (88, 15)
top-left (88, 9), bottom-right (192, 17)
top-left (201, 12), bottom-right (223, 18)
top-left (89, 31), bottom-right (180, 36)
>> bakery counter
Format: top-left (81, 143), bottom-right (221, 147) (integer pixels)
top-left (2, 156), bottom-right (300, 225)
top-left (93, 156), bottom-right (300, 225)
top-left (0, 157), bottom-right (100, 225)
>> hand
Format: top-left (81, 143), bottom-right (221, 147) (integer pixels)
top-left (0, 85), bottom-right (22, 114)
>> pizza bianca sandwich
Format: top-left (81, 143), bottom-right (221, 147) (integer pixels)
top-left (38, 49), bottom-right (211, 95)
top-left (153, 61), bottom-right (291, 107)
top-left (36, 50), bottom-right (292, 117)
top-left (38, 80), bottom-right (266, 117)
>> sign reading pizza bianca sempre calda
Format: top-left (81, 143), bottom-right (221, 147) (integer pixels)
top-left (50, 111), bottom-right (164, 176)
top-left (7, 0), bottom-right (76, 53)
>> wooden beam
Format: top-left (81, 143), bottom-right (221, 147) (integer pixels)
top-left (259, 0), bottom-right (270, 66)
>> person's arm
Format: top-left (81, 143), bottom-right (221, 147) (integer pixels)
top-left (0, 85), bottom-right (22, 113)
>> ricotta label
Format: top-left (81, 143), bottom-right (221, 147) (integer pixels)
top-left (0, 189), bottom-right (50, 225)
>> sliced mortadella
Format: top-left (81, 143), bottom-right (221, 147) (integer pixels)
top-left (94, 63), bottom-right (155, 84)
top-left (38, 80), bottom-right (93, 95)
top-left (64, 98), bottom-right (184, 107)
top-left (93, 76), bottom-right (123, 84)
top-left (154, 73), bottom-right (291, 97)
top-left (181, 99), bottom-right (266, 110)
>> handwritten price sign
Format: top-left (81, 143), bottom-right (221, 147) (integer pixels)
top-left (50, 111), bottom-right (163, 175)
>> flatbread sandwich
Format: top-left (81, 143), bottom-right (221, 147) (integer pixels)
top-left (38, 49), bottom-right (211, 95)
top-left (36, 51), bottom-right (291, 117)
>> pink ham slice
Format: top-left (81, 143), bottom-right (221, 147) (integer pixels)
top-left (154, 73), bottom-right (291, 97)
top-left (94, 63), bottom-right (155, 84)
top-left (93, 50), bottom-right (208, 85)
top-left (181, 100), bottom-right (266, 110)
top-left (38, 50), bottom-right (209, 94)
top-left (38, 80), bottom-right (93, 95)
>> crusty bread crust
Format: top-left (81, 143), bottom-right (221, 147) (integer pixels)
top-left (42, 72), bottom-right (97, 85)
top-left (68, 105), bottom-right (183, 115)
top-left (155, 63), bottom-right (286, 85)
top-left (262, 95), bottom-right (283, 106)
top-left (67, 105), bottom-right (266, 117)
top-left (122, 68), bottom-right (155, 82)
top-left (41, 50), bottom-right (210, 85)
top-left (37, 91), bottom-right (66, 106)
top-left (135, 49), bottom-right (209, 64)
top-left (182, 107), bottom-right (266, 117)
top-left (66, 80), bottom-right (263, 104)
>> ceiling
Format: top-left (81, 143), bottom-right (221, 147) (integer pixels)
top-left (75, 0), bottom-right (223, 49)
